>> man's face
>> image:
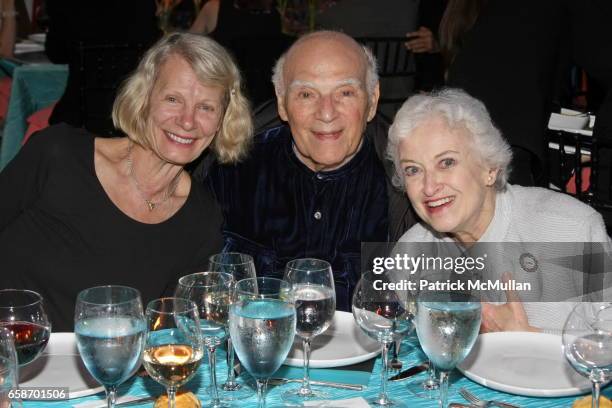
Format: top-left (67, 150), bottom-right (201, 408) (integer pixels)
top-left (277, 36), bottom-right (379, 172)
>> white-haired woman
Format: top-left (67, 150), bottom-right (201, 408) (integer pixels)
top-left (0, 33), bottom-right (253, 331)
top-left (387, 88), bottom-right (611, 333)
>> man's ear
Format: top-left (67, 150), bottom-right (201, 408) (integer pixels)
top-left (276, 92), bottom-right (289, 122)
top-left (366, 83), bottom-right (380, 122)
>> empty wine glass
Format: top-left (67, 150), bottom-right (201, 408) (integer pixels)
top-left (415, 290), bottom-right (481, 408)
top-left (282, 258), bottom-right (335, 403)
top-left (562, 302), bottom-right (612, 408)
top-left (175, 272), bottom-right (233, 408)
top-left (0, 327), bottom-right (19, 408)
top-left (229, 278), bottom-right (296, 408)
top-left (143, 298), bottom-right (204, 408)
top-left (0, 289), bottom-right (51, 367)
top-left (208, 253), bottom-right (256, 399)
top-left (75, 286), bottom-right (146, 408)
top-left (352, 270), bottom-right (414, 407)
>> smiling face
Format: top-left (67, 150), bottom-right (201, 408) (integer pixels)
top-left (399, 116), bottom-right (498, 243)
top-left (148, 54), bottom-right (224, 165)
top-left (277, 34), bottom-right (379, 172)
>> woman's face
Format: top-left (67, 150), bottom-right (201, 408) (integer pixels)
top-left (148, 54), bottom-right (225, 165)
top-left (398, 116), bottom-right (497, 242)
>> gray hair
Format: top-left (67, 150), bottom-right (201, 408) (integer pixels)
top-left (271, 31), bottom-right (379, 98)
top-left (386, 88), bottom-right (512, 191)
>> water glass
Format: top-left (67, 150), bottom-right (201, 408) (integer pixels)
top-left (282, 258), bottom-right (335, 402)
top-left (143, 298), bottom-right (204, 408)
top-left (352, 270), bottom-right (414, 407)
top-left (175, 272), bottom-right (233, 408)
top-left (75, 286), bottom-right (146, 408)
top-left (562, 302), bottom-right (612, 408)
top-left (208, 253), bottom-right (256, 399)
top-left (415, 291), bottom-right (481, 408)
top-left (229, 278), bottom-right (296, 408)
top-left (0, 289), bottom-right (51, 366)
top-left (0, 327), bottom-right (20, 408)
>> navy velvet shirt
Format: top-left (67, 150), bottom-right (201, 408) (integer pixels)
top-left (209, 125), bottom-right (389, 311)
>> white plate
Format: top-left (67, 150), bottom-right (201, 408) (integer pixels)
top-left (14, 41), bottom-right (45, 54)
top-left (28, 33), bottom-right (46, 43)
top-left (19, 333), bottom-right (103, 399)
top-left (284, 311), bottom-right (380, 368)
top-left (457, 332), bottom-right (593, 397)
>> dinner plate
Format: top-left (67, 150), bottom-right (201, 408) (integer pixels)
top-left (19, 332), bottom-right (104, 399)
top-left (14, 42), bottom-right (45, 54)
top-left (28, 33), bottom-right (46, 43)
top-left (457, 332), bottom-right (593, 397)
top-left (284, 311), bottom-right (380, 368)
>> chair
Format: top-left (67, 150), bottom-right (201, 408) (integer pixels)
top-left (77, 42), bottom-right (148, 136)
top-left (355, 37), bottom-right (416, 113)
top-left (546, 128), bottom-right (612, 232)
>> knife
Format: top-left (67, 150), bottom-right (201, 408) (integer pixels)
top-left (388, 362), bottom-right (429, 381)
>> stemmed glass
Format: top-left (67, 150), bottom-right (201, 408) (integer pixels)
top-left (282, 258), bottom-right (335, 403)
top-left (75, 286), bottom-right (146, 408)
top-left (0, 327), bottom-right (20, 408)
top-left (0, 290), bottom-right (51, 367)
top-left (143, 298), bottom-right (204, 408)
top-left (208, 252), bottom-right (256, 399)
top-left (175, 272), bottom-right (233, 408)
top-left (229, 278), bottom-right (296, 408)
top-left (562, 302), bottom-right (612, 408)
top-left (352, 270), bottom-right (414, 407)
top-left (415, 290), bottom-right (481, 408)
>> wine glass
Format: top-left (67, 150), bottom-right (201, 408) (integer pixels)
top-left (75, 286), bottom-right (146, 408)
top-left (415, 289), bottom-right (481, 408)
top-left (143, 298), bottom-right (204, 408)
top-left (0, 327), bottom-right (20, 408)
top-left (0, 289), bottom-right (51, 366)
top-left (352, 270), bottom-right (414, 407)
top-left (562, 302), bottom-right (612, 408)
top-left (208, 252), bottom-right (257, 399)
top-left (229, 278), bottom-right (296, 408)
top-left (281, 258), bottom-right (335, 403)
top-left (175, 272), bottom-right (233, 408)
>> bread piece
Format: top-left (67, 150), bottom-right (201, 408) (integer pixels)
top-left (573, 395), bottom-right (612, 408)
top-left (154, 391), bottom-right (201, 408)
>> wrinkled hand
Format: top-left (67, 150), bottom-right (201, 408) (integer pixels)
top-left (405, 26), bottom-right (439, 53)
top-left (480, 273), bottom-right (540, 333)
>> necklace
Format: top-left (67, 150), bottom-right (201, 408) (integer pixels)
top-left (126, 142), bottom-right (183, 211)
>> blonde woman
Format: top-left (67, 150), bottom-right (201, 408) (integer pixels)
top-left (0, 33), bottom-right (253, 331)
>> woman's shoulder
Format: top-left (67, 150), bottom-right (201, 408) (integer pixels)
top-left (28, 123), bottom-right (92, 150)
top-left (508, 184), bottom-right (599, 220)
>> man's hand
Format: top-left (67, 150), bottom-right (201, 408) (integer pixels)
top-left (405, 27), bottom-right (439, 54)
top-left (480, 272), bottom-right (540, 333)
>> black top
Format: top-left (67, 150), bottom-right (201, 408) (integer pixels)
top-left (0, 125), bottom-right (223, 331)
top-left (209, 0), bottom-right (290, 108)
top-left (208, 125), bottom-right (390, 311)
top-left (446, 0), bottom-right (612, 164)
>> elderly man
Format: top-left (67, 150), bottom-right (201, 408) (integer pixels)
top-left (207, 31), bottom-right (415, 310)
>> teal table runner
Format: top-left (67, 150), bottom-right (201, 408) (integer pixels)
top-left (20, 337), bottom-right (612, 407)
top-left (0, 63), bottom-right (68, 170)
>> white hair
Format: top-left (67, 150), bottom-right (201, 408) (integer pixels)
top-left (271, 31), bottom-right (379, 98)
top-left (386, 88), bottom-right (512, 191)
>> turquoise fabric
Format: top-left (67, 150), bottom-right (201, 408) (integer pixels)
top-left (20, 337), bottom-right (612, 407)
top-left (0, 64), bottom-right (68, 170)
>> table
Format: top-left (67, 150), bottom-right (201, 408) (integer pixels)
top-left (0, 63), bottom-right (68, 170)
top-left (20, 337), bottom-right (612, 408)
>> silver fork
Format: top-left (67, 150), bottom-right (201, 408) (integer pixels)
top-left (389, 338), bottom-right (402, 371)
top-left (459, 388), bottom-right (521, 408)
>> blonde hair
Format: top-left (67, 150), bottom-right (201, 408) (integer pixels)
top-left (112, 33), bottom-right (253, 163)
